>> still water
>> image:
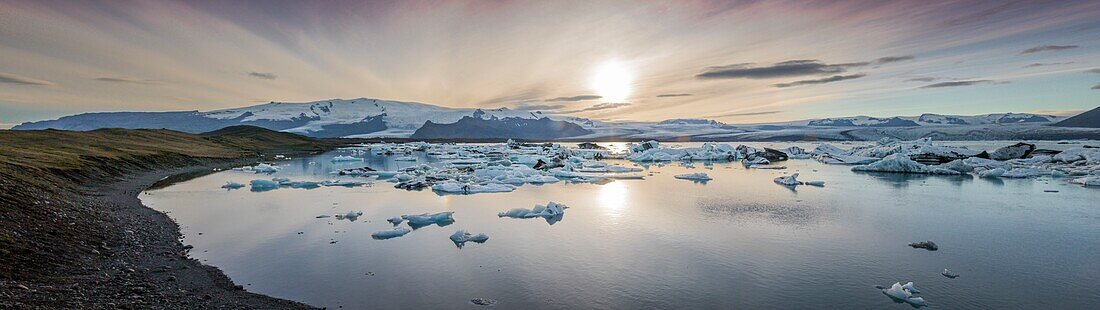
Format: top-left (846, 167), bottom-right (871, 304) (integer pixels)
top-left (142, 142), bottom-right (1100, 309)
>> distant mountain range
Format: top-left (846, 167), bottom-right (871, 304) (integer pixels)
top-left (12, 98), bottom-right (1100, 141)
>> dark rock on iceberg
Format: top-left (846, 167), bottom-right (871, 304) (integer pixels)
top-left (989, 142), bottom-right (1035, 160)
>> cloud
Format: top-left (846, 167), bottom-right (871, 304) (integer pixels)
top-left (905, 77), bottom-right (939, 82)
top-left (0, 72), bottom-right (54, 86)
top-left (696, 60), bottom-right (867, 79)
top-left (874, 56), bottom-right (915, 64)
top-left (1024, 62), bottom-right (1074, 68)
top-left (944, 2), bottom-right (1014, 26)
top-left (1032, 109), bottom-right (1085, 116)
top-left (514, 103), bottom-right (566, 111)
top-left (544, 95), bottom-right (601, 102)
top-left (94, 77), bottom-right (160, 85)
top-left (1093, 83), bottom-right (1100, 90)
top-left (711, 110), bottom-right (783, 118)
top-left (919, 80), bottom-right (997, 88)
top-left (1019, 45), bottom-right (1079, 54)
top-left (246, 72), bottom-right (277, 80)
top-left (773, 73), bottom-right (866, 88)
top-left (1086, 68), bottom-right (1100, 74)
top-left (656, 93), bottom-right (693, 97)
top-left (562, 102), bottom-right (631, 113)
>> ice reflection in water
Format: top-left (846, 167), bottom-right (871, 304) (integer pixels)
top-left (142, 142), bottom-right (1100, 309)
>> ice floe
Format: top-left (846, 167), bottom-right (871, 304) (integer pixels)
top-left (499, 202), bottom-right (568, 225)
top-left (449, 230), bottom-right (489, 248)
top-left (249, 179), bottom-right (280, 191)
top-left (942, 269), bottom-right (959, 279)
top-left (880, 282), bottom-right (928, 307)
top-left (1071, 176), bottom-right (1100, 186)
top-left (334, 211), bottom-right (363, 221)
top-left (773, 173), bottom-right (801, 186)
top-left (331, 155), bottom-right (362, 162)
top-left (674, 173), bottom-right (712, 181)
top-left (221, 181), bottom-right (245, 190)
top-left (908, 240), bottom-right (938, 251)
top-left (371, 227), bottom-right (412, 240)
top-left (401, 212), bottom-right (455, 228)
top-left (852, 154), bottom-right (960, 175)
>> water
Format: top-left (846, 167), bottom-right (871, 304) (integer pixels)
top-left (142, 142), bottom-right (1100, 309)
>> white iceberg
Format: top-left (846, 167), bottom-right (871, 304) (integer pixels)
top-left (386, 216), bottom-right (404, 226)
top-left (371, 227), bottom-right (412, 240)
top-left (674, 173), bottom-right (711, 181)
top-left (449, 230), bottom-right (489, 248)
top-left (881, 282), bottom-right (927, 307)
top-left (334, 210), bottom-right (363, 221)
top-left (331, 155), bottom-right (362, 162)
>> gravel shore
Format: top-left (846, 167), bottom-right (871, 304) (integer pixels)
top-left (2, 159), bottom-right (315, 309)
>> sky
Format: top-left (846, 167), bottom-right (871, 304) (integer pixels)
top-left (2, 0), bottom-right (1100, 128)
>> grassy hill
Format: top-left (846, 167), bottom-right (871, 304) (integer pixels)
top-left (0, 126), bottom-right (345, 297)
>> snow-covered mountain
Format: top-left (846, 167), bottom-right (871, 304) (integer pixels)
top-left (12, 98), bottom-right (1097, 141)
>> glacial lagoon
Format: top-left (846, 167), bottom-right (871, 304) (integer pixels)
top-left (142, 142), bottom-right (1100, 309)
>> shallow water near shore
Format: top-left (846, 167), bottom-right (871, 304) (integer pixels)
top-left (142, 142), bottom-right (1100, 309)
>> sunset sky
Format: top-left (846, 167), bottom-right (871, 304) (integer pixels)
top-left (2, 0), bottom-right (1099, 128)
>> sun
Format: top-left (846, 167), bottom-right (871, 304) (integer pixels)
top-left (589, 60), bottom-right (633, 103)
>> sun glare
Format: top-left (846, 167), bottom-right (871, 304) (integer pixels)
top-left (589, 60), bottom-right (634, 103)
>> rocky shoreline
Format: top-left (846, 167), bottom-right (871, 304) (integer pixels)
top-left (2, 159), bottom-right (316, 309)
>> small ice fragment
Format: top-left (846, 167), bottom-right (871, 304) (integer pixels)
top-left (674, 173), bottom-right (711, 181)
top-left (252, 163), bottom-right (281, 174)
top-left (221, 181), bottom-right (245, 190)
top-left (803, 180), bottom-right (825, 187)
top-left (371, 227), bottom-right (411, 240)
top-left (331, 155), bottom-right (361, 162)
top-left (498, 202), bottom-right (568, 224)
top-left (901, 282), bottom-right (920, 294)
top-left (449, 230), bottom-right (490, 248)
top-left (387, 216), bottom-right (404, 226)
top-left (908, 240), bottom-right (938, 251)
top-left (334, 211), bottom-right (363, 221)
top-left (470, 298), bottom-right (497, 306)
top-left (315, 215), bottom-right (331, 218)
top-left (942, 269), bottom-right (959, 279)
top-left (773, 173), bottom-right (801, 186)
top-left (880, 282), bottom-right (927, 307)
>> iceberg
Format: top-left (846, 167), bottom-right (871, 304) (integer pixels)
top-left (908, 240), bottom-right (938, 251)
top-left (942, 269), bottom-right (960, 279)
top-left (371, 227), bottom-right (412, 240)
top-left (321, 180), bottom-right (370, 187)
top-left (674, 173), bottom-right (712, 181)
top-left (449, 230), bottom-right (489, 248)
top-left (386, 216), bottom-right (405, 226)
top-left (852, 154), bottom-right (961, 175)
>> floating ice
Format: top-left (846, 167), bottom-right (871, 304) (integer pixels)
top-left (249, 179), bottom-right (280, 191)
top-left (977, 168), bottom-right (1006, 178)
top-left (371, 227), bottom-right (412, 240)
top-left (880, 282), bottom-right (928, 307)
top-left (852, 154), bottom-right (960, 175)
top-left (498, 202), bottom-right (568, 225)
top-left (908, 240), bottom-right (938, 251)
top-left (386, 216), bottom-right (404, 226)
top-left (773, 173), bottom-right (801, 186)
top-left (221, 181), bottom-right (245, 190)
top-left (334, 211), bottom-right (363, 221)
top-left (251, 163), bottom-right (281, 174)
top-left (942, 269), bottom-right (960, 279)
top-left (674, 173), bottom-right (711, 181)
top-left (1001, 167), bottom-right (1047, 178)
top-left (321, 180), bottom-right (370, 187)
top-left (401, 212), bottom-right (455, 228)
top-left (331, 155), bottom-right (361, 162)
top-left (432, 181), bottom-right (516, 194)
top-left (1071, 176), bottom-right (1100, 186)
top-left (449, 230), bottom-right (489, 248)
top-left (803, 180), bottom-right (825, 187)
top-left (394, 156), bottom-right (417, 161)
